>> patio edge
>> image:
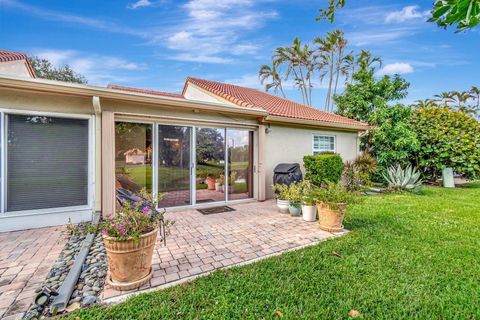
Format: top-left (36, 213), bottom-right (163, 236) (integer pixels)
top-left (100, 229), bottom-right (350, 306)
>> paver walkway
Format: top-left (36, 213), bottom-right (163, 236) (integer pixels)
top-left (102, 200), bottom-right (346, 301)
top-left (0, 226), bottom-right (67, 319)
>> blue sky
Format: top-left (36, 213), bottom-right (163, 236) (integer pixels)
top-left (0, 0), bottom-right (479, 107)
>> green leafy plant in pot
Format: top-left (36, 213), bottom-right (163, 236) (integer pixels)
top-left (272, 183), bottom-right (290, 213)
top-left (285, 182), bottom-right (302, 216)
top-left (314, 182), bottom-right (357, 232)
top-left (300, 180), bottom-right (317, 222)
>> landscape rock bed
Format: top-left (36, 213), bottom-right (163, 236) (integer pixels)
top-left (23, 226), bottom-right (107, 319)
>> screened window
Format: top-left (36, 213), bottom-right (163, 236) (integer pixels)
top-left (7, 115), bottom-right (89, 212)
top-left (313, 135), bottom-right (335, 155)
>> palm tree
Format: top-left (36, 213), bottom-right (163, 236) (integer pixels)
top-left (470, 86), bottom-right (480, 109)
top-left (332, 31), bottom-right (348, 109)
top-left (357, 50), bottom-right (382, 71)
top-left (451, 90), bottom-right (476, 115)
top-left (273, 38), bottom-right (314, 106)
top-left (434, 91), bottom-right (455, 107)
top-left (343, 53), bottom-right (355, 84)
top-left (314, 31), bottom-right (340, 112)
top-left (412, 99), bottom-right (437, 109)
top-left (258, 63), bottom-right (286, 98)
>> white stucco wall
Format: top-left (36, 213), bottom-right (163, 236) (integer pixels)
top-left (264, 124), bottom-right (360, 199)
top-left (0, 60), bottom-right (33, 78)
top-left (183, 84), bottom-right (237, 105)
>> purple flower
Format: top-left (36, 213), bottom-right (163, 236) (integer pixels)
top-left (102, 229), bottom-right (109, 235)
top-left (142, 206), bottom-right (152, 216)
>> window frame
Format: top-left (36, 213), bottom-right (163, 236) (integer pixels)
top-left (312, 134), bottom-right (336, 155)
top-left (0, 108), bottom-right (95, 217)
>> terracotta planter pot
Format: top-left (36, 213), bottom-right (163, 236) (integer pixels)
top-left (317, 203), bottom-right (346, 232)
top-left (103, 228), bottom-right (158, 291)
top-left (206, 177), bottom-right (216, 190)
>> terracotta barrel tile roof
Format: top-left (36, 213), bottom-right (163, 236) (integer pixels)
top-left (107, 84), bottom-right (184, 99)
top-left (185, 77), bottom-right (368, 128)
top-left (0, 50), bottom-right (29, 63)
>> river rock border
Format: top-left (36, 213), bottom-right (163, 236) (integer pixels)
top-left (23, 226), bottom-right (107, 319)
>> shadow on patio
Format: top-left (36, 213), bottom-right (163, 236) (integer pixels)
top-left (102, 200), bottom-right (347, 302)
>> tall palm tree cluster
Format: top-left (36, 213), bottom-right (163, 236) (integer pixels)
top-left (259, 29), bottom-right (373, 112)
top-left (412, 86), bottom-right (480, 117)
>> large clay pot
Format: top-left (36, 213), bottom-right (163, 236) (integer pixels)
top-left (103, 228), bottom-right (158, 291)
top-left (206, 177), bottom-right (216, 190)
top-left (317, 203), bottom-right (346, 232)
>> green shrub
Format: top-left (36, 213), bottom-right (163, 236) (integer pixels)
top-left (303, 154), bottom-right (343, 186)
top-left (411, 107), bottom-right (480, 179)
top-left (313, 182), bottom-right (358, 210)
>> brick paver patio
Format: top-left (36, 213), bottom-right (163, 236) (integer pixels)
top-left (102, 200), bottom-right (346, 301)
top-left (0, 226), bottom-right (67, 319)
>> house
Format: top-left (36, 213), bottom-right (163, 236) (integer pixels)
top-left (124, 148), bottom-right (147, 164)
top-left (0, 49), bottom-right (368, 232)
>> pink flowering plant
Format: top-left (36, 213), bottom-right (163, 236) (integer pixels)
top-left (101, 189), bottom-right (171, 241)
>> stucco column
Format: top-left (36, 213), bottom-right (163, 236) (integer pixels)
top-left (257, 125), bottom-right (266, 201)
top-left (101, 111), bottom-right (115, 217)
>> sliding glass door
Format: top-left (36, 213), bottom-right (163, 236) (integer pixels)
top-left (227, 129), bottom-right (254, 200)
top-left (157, 125), bottom-right (192, 207)
top-left (114, 121), bottom-right (254, 208)
top-left (195, 127), bottom-right (226, 204)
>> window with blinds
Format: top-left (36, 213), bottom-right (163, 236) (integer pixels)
top-left (6, 115), bottom-right (89, 212)
top-left (313, 135), bottom-right (335, 155)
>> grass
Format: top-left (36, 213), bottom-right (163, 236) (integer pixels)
top-left (68, 183), bottom-right (480, 319)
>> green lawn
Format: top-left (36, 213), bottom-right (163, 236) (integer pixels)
top-left (69, 183), bottom-right (480, 319)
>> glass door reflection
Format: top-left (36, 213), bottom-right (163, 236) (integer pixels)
top-left (227, 129), bottom-right (254, 200)
top-left (157, 125), bottom-right (192, 207)
top-left (195, 127), bottom-right (226, 204)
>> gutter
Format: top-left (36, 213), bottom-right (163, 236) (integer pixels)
top-left (0, 75), bottom-right (269, 118)
top-left (265, 115), bottom-right (369, 132)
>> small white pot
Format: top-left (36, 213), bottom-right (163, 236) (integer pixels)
top-left (276, 199), bottom-right (290, 214)
top-left (215, 183), bottom-right (221, 191)
top-left (288, 203), bottom-right (302, 216)
top-left (301, 205), bottom-right (317, 222)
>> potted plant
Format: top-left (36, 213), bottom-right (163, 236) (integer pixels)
top-left (215, 177), bottom-right (222, 191)
top-left (272, 183), bottom-right (290, 213)
top-left (206, 173), bottom-right (216, 190)
top-left (101, 189), bottom-right (170, 290)
top-left (228, 171), bottom-right (237, 193)
top-left (218, 174), bottom-right (225, 192)
top-left (315, 182), bottom-right (356, 232)
top-left (286, 182), bottom-right (302, 216)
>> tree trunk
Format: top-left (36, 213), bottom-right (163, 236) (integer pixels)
top-left (332, 47), bottom-right (343, 111)
top-left (325, 51), bottom-right (335, 112)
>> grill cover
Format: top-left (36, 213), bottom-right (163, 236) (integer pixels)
top-left (273, 163), bottom-right (303, 186)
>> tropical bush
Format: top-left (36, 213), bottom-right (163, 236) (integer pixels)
top-left (411, 107), bottom-right (480, 180)
top-left (342, 161), bottom-right (369, 192)
top-left (303, 154), bottom-right (343, 186)
top-left (383, 165), bottom-right (423, 193)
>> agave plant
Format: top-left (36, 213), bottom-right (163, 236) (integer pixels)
top-left (383, 164), bottom-right (423, 193)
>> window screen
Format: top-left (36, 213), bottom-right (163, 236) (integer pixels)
top-left (313, 135), bottom-right (335, 155)
top-left (7, 115), bottom-right (89, 212)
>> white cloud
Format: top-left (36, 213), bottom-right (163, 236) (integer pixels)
top-left (223, 74), bottom-right (262, 89)
top-left (385, 6), bottom-right (429, 23)
top-left (33, 49), bottom-right (147, 84)
top-left (158, 0), bottom-right (277, 63)
top-left (347, 28), bottom-right (416, 46)
top-left (127, 0), bottom-right (152, 9)
top-left (376, 63), bottom-right (414, 76)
